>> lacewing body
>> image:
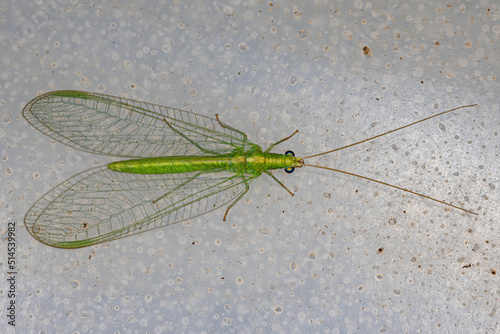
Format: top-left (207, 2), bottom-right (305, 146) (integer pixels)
top-left (23, 90), bottom-right (476, 248)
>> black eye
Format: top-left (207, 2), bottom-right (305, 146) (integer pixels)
top-left (284, 151), bottom-right (295, 173)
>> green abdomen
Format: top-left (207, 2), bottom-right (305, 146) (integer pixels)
top-left (108, 156), bottom-right (232, 174)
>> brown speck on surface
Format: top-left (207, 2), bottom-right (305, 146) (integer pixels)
top-left (363, 46), bottom-right (373, 57)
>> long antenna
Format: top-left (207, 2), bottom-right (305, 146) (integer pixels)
top-left (304, 164), bottom-right (477, 215)
top-left (303, 104), bottom-right (477, 160)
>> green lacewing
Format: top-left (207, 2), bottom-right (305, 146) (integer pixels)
top-left (23, 90), bottom-right (477, 248)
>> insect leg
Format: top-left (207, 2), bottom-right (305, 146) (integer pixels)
top-left (152, 172), bottom-right (202, 204)
top-left (264, 130), bottom-right (299, 153)
top-left (263, 170), bottom-right (294, 196)
top-left (214, 114), bottom-right (254, 148)
top-left (215, 114), bottom-right (249, 139)
top-left (162, 118), bottom-right (220, 155)
top-left (222, 175), bottom-right (252, 221)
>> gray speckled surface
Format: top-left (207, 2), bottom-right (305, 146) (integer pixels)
top-left (1, 1), bottom-right (498, 333)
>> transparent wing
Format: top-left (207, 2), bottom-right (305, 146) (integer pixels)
top-left (23, 90), bottom-right (255, 157)
top-left (25, 166), bottom-right (256, 249)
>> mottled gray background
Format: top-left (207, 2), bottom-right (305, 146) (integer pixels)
top-left (1, 1), bottom-right (498, 333)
